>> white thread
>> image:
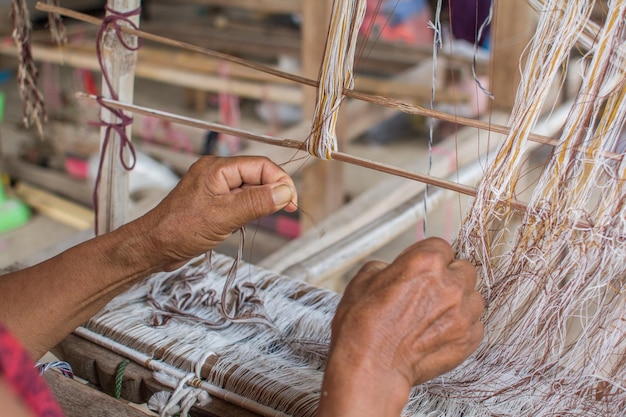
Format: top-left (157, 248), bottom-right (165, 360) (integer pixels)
top-left (306, 0), bottom-right (367, 159)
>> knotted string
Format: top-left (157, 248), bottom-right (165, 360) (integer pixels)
top-left (91, 6), bottom-right (142, 235)
top-left (11, 0), bottom-right (46, 137)
top-left (36, 360), bottom-right (74, 378)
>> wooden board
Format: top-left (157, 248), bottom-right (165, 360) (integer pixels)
top-left (491, 0), bottom-right (537, 109)
top-left (44, 369), bottom-right (152, 417)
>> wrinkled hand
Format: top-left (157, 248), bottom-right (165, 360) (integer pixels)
top-left (317, 238), bottom-right (483, 417)
top-left (133, 156), bottom-right (297, 271)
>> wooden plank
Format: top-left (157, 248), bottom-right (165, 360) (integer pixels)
top-left (44, 369), bottom-right (152, 417)
top-left (11, 43), bottom-right (302, 104)
top-left (490, 0), bottom-right (537, 109)
top-left (3, 158), bottom-right (94, 207)
top-left (261, 100), bottom-right (573, 284)
top-left (13, 182), bottom-right (94, 230)
top-left (299, 0), bottom-right (344, 231)
top-left (0, 42), bottom-right (458, 104)
top-left (97, 0), bottom-right (141, 234)
top-left (138, 19), bottom-right (489, 76)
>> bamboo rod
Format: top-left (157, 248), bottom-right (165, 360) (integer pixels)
top-left (37, 2), bottom-right (564, 151)
top-left (76, 92), bottom-right (527, 209)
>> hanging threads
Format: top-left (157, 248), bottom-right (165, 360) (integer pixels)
top-left (10, 0), bottom-right (67, 137)
top-left (11, 0), bottom-right (46, 137)
top-left (306, 0), bottom-right (367, 159)
top-left (36, 361), bottom-right (74, 379)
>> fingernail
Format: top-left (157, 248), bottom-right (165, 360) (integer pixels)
top-left (272, 184), bottom-right (293, 206)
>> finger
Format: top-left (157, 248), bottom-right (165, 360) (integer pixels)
top-left (467, 291), bottom-right (485, 324)
top-left (221, 156), bottom-right (295, 189)
top-left (448, 259), bottom-right (479, 289)
top-left (344, 260), bottom-right (388, 293)
top-left (397, 237), bottom-right (455, 265)
top-left (221, 157), bottom-right (298, 210)
top-left (238, 183), bottom-right (298, 212)
top-left (227, 183), bottom-right (296, 225)
top-left (356, 260), bottom-right (388, 277)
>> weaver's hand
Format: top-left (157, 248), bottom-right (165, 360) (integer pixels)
top-left (132, 156), bottom-right (297, 271)
top-left (317, 238), bottom-right (484, 417)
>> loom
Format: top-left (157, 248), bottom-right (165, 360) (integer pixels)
top-left (10, 0), bottom-right (626, 415)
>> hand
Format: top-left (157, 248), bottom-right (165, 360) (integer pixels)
top-left (317, 237), bottom-right (483, 417)
top-left (130, 156), bottom-right (297, 271)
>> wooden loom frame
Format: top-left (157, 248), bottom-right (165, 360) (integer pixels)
top-left (9, 0), bottom-right (537, 234)
top-left (17, 0), bottom-right (616, 416)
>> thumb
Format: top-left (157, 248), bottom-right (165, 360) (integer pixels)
top-left (229, 183), bottom-right (295, 225)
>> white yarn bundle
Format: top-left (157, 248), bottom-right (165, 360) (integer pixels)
top-left (306, 0), bottom-right (366, 159)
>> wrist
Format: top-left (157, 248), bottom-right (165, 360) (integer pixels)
top-left (317, 347), bottom-right (411, 417)
top-left (105, 219), bottom-right (166, 277)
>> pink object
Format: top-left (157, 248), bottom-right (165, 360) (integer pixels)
top-left (65, 156), bottom-right (89, 179)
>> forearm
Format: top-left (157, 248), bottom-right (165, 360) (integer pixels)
top-left (0, 220), bottom-right (160, 359)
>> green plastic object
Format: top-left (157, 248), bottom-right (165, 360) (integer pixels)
top-left (0, 92), bottom-right (31, 233)
top-left (0, 184), bottom-right (31, 234)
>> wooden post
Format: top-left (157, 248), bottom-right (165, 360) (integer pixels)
top-left (490, 0), bottom-right (536, 110)
top-left (97, 0), bottom-right (140, 234)
top-left (300, 0), bottom-right (345, 231)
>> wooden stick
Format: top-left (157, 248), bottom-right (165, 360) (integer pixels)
top-left (76, 92), bottom-right (529, 208)
top-left (37, 2), bottom-right (561, 150)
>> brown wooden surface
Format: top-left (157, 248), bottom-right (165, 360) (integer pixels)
top-left (138, 19), bottom-right (488, 76)
top-left (3, 158), bottom-right (94, 207)
top-left (44, 369), bottom-right (152, 417)
top-left (299, 0), bottom-right (344, 231)
top-left (52, 333), bottom-right (262, 417)
top-left (1, 42), bottom-right (454, 105)
top-left (490, 0), bottom-right (536, 110)
top-left (14, 182), bottom-right (94, 230)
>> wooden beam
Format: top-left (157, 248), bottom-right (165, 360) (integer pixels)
top-left (52, 334), bottom-right (261, 417)
top-left (138, 19), bottom-right (489, 76)
top-left (44, 370), bottom-right (152, 417)
top-left (299, 0), bottom-right (344, 231)
top-left (97, 0), bottom-right (140, 234)
top-left (490, 0), bottom-right (537, 110)
top-left (14, 182), bottom-right (93, 230)
top-left (3, 158), bottom-right (94, 207)
top-left (0, 41), bottom-right (463, 104)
